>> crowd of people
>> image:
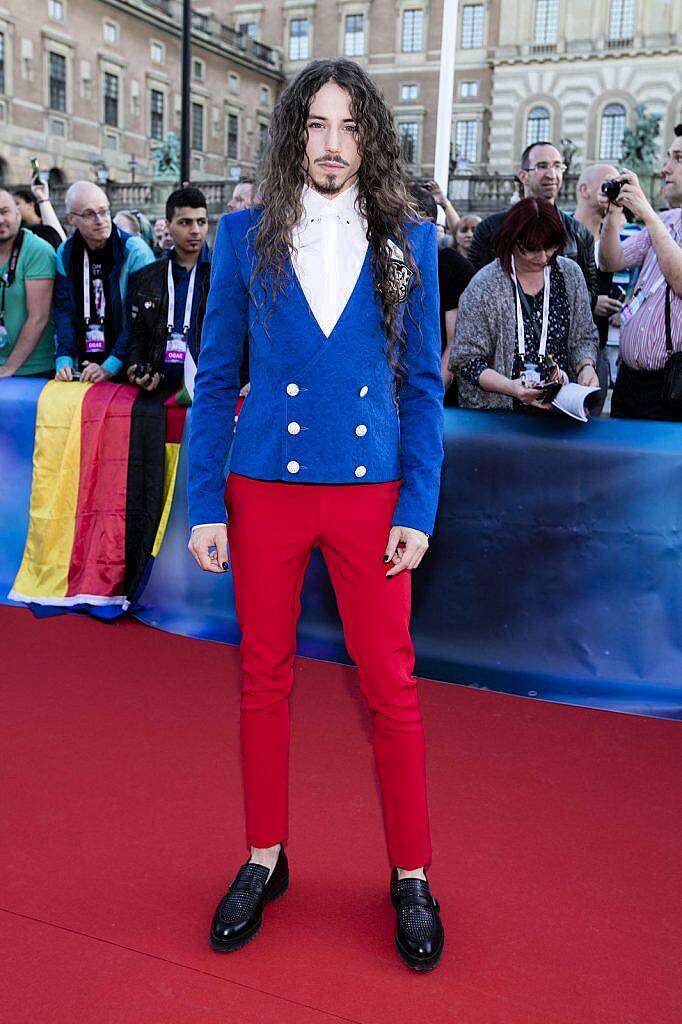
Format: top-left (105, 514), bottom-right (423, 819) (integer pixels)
top-left (0, 129), bottom-right (680, 422)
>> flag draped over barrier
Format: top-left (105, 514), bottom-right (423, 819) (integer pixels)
top-left (9, 381), bottom-right (185, 615)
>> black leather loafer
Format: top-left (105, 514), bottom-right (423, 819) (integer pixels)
top-left (210, 846), bottom-right (289, 952)
top-left (390, 868), bottom-right (444, 971)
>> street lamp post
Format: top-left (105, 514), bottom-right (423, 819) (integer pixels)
top-left (128, 154), bottom-right (139, 183)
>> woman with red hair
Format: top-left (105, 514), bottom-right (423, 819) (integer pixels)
top-left (451, 198), bottom-right (599, 410)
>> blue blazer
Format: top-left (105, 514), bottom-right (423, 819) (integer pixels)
top-left (187, 208), bottom-right (444, 535)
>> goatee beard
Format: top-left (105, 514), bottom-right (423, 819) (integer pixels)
top-left (311, 173), bottom-right (343, 196)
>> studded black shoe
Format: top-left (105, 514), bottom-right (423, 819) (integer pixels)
top-left (210, 846), bottom-right (289, 952)
top-left (390, 868), bottom-right (444, 971)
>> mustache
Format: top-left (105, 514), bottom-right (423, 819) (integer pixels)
top-left (315, 156), bottom-right (349, 168)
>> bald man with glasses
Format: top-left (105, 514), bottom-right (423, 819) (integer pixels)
top-left (469, 142), bottom-right (598, 310)
top-left (53, 182), bottom-right (153, 383)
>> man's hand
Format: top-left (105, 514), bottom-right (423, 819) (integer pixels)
top-left (55, 365), bottom-right (74, 381)
top-left (384, 525), bottom-right (429, 577)
top-left (127, 364), bottom-right (160, 391)
top-left (424, 179), bottom-right (447, 208)
top-left (80, 361), bottom-right (112, 383)
top-left (615, 170), bottom-right (655, 223)
top-left (594, 294), bottom-right (622, 318)
top-left (0, 366), bottom-right (14, 378)
top-left (188, 524), bottom-right (229, 573)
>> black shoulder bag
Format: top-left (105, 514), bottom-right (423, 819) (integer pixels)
top-left (661, 286), bottom-right (682, 407)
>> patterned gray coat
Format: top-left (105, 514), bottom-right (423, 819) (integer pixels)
top-left (450, 256), bottom-right (599, 411)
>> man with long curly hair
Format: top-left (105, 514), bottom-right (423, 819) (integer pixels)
top-left (187, 58), bottom-right (445, 971)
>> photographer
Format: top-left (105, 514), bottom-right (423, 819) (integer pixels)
top-left (599, 131), bottom-right (682, 421)
top-left (13, 183), bottom-right (64, 251)
top-left (126, 187), bottom-right (211, 393)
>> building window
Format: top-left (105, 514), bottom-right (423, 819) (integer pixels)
top-left (103, 72), bottom-right (119, 127)
top-left (192, 58), bottom-right (204, 81)
top-left (600, 103), bottom-right (626, 160)
top-left (525, 105), bottom-right (551, 147)
top-left (48, 52), bottom-right (67, 112)
top-left (227, 112), bottom-right (239, 159)
top-left (150, 41), bottom-right (164, 64)
top-left (191, 102), bottom-right (204, 150)
top-left (289, 18), bottom-right (309, 61)
top-left (0, 33), bottom-right (4, 94)
top-left (48, 0), bottom-right (64, 22)
top-left (400, 83), bottom-right (419, 101)
top-left (461, 5), bottom-right (484, 48)
top-left (460, 80), bottom-right (478, 98)
top-left (608, 0), bottom-right (635, 41)
top-left (228, 72), bottom-right (240, 94)
top-left (402, 10), bottom-right (424, 52)
top-left (456, 119), bottom-right (478, 163)
top-left (398, 122), bottom-right (419, 164)
top-left (344, 14), bottom-right (365, 56)
top-left (258, 121), bottom-right (269, 155)
top-left (533, 0), bottom-right (558, 45)
top-left (150, 88), bottom-right (164, 141)
top-left (238, 22), bottom-right (258, 38)
top-left (259, 84), bottom-right (271, 106)
top-left (103, 21), bottom-right (118, 45)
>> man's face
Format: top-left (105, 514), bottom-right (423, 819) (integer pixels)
top-left (153, 218), bottom-right (167, 242)
top-left (303, 81), bottom-right (362, 197)
top-left (168, 206), bottom-right (208, 255)
top-left (519, 144), bottom-right (564, 203)
top-left (0, 191), bottom-right (20, 244)
top-left (661, 138), bottom-right (682, 209)
top-left (227, 183), bottom-right (255, 213)
top-left (67, 185), bottom-right (112, 247)
top-left (579, 164), bottom-right (619, 215)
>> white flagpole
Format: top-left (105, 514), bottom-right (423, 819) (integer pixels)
top-left (434, 0), bottom-right (459, 205)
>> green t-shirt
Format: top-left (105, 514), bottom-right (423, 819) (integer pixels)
top-left (0, 228), bottom-right (56, 376)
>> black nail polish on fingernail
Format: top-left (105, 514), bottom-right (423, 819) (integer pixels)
top-left (221, 562), bottom-right (228, 570)
top-left (383, 555), bottom-right (390, 563)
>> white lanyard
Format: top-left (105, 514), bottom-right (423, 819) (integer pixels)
top-left (83, 249), bottom-right (106, 325)
top-left (511, 256), bottom-right (551, 358)
top-left (167, 258), bottom-right (197, 335)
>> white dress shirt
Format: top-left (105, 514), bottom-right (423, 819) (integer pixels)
top-left (192, 183), bottom-right (369, 533)
top-left (291, 182), bottom-right (369, 338)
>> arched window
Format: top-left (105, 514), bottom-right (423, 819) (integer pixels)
top-left (48, 167), bottom-right (65, 188)
top-left (526, 106), bottom-right (551, 148)
top-left (600, 103), bottom-right (626, 160)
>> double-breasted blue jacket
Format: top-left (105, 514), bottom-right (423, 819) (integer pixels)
top-left (187, 207), bottom-right (444, 536)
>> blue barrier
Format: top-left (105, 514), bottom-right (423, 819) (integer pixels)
top-left (2, 378), bottom-right (681, 719)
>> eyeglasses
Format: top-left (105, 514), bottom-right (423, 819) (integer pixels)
top-left (516, 242), bottom-right (558, 256)
top-left (525, 162), bottom-right (567, 173)
top-left (72, 207), bottom-right (111, 222)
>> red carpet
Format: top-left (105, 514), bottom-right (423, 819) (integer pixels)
top-left (1, 605), bottom-right (679, 1023)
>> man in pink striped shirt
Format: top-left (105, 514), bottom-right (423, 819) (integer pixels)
top-left (600, 129), bottom-right (682, 420)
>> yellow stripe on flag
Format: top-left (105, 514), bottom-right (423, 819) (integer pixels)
top-left (12, 381), bottom-right (92, 599)
top-left (151, 443), bottom-right (181, 558)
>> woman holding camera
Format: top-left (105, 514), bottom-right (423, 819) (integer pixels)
top-left (451, 198), bottom-right (599, 410)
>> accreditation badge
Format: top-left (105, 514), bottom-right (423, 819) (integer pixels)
top-left (165, 332), bottom-right (187, 364)
top-left (85, 325), bottom-right (106, 353)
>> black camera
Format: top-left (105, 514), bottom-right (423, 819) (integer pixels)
top-left (601, 178), bottom-right (622, 202)
top-left (134, 363), bottom-right (154, 380)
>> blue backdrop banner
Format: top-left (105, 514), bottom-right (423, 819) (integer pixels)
top-left (2, 380), bottom-right (681, 719)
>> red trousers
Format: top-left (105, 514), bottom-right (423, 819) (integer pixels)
top-left (225, 473), bottom-right (432, 870)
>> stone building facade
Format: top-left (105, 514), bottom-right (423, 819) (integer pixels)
top-left (0, 0), bottom-right (282, 186)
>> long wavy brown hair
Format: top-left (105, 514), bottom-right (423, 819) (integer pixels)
top-left (251, 58), bottom-right (422, 380)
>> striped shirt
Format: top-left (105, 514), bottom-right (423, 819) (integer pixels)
top-left (619, 209), bottom-right (682, 371)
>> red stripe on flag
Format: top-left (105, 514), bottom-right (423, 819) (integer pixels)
top-left (67, 384), bottom-right (138, 598)
top-left (164, 403), bottom-right (187, 445)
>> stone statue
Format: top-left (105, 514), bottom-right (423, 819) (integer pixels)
top-left (560, 137), bottom-right (578, 174)
top-left (620, 104), bottom-right (661, 173)
top-left (151, 131), bottom-right (180, 180)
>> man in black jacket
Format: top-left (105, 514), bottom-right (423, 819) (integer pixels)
top-left (126, 187), bottom-right (211, 394)
top-left (468, 141), bottom-right (598, 307)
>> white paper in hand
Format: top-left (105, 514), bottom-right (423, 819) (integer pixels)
top-left (183, 349), bottom-right (197, 401)
top-left (551, 383), bottom-right (600, 422)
